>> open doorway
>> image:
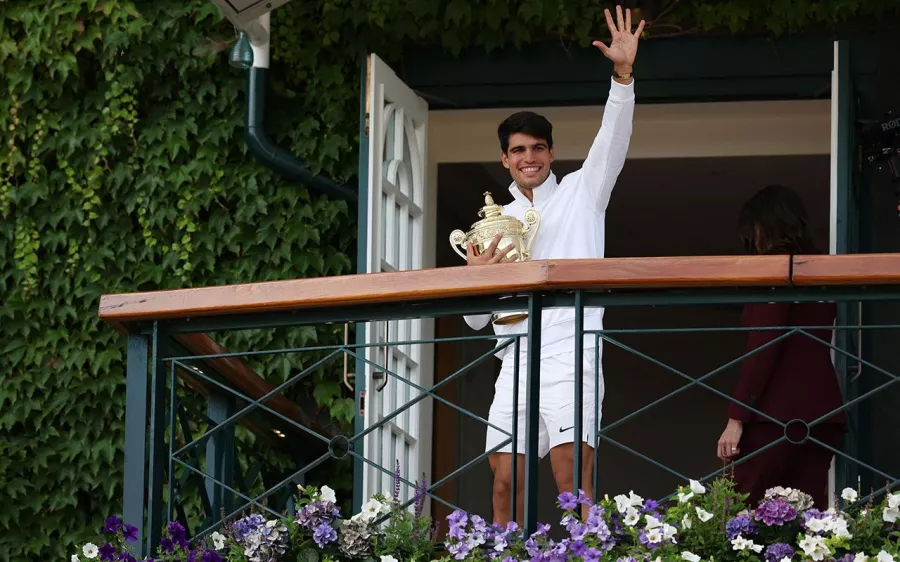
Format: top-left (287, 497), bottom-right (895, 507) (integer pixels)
top-left (431, 154), bottom-right (830, 525)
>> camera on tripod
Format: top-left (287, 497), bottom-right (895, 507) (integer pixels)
top-left (860, 111), bottom-right (900, 183)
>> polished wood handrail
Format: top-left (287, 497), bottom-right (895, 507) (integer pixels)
top-left (98, 254), bottom-right (900, 329)
top-left (792, 253), bottom-right (900, 285)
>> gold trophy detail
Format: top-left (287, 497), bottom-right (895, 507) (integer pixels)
top-left (449, 191), bottom-right (540, 325)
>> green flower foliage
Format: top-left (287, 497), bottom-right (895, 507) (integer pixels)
top-left (1, 0), bottom-right (898, 560)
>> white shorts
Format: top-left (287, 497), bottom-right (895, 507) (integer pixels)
top-left (484, 349), bottom-right (605, 459)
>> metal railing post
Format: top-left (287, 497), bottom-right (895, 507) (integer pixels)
top-left (573, 290), bottom-right (584, 493)
top-left (524, 293), bottom-right (542, 535)
top-left (146, 322), bottom-right (167, 554)
top-left (123, 333), bottom-right (150, 557)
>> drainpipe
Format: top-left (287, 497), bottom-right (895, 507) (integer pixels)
top-left (244, 13), bottom-right (358, 203)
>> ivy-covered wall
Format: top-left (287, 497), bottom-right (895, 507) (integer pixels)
top-left (2, 0), bottom-right (899, 560)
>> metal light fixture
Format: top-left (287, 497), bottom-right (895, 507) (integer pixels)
top-left (229, 31), bottom-right (253, 69)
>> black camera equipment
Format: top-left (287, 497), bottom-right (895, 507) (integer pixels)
top-left (860, 111), bottom-right (900, 214)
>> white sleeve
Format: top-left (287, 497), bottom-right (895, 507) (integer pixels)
top-left (463, 314), bottom-right (492, 331)
top-left (578, 77), bottom-right (635, 211)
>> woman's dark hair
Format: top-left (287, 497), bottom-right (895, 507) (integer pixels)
top-left (738, 184), bottom-right (817, 255)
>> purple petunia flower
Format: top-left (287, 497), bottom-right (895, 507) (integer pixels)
top-left (558, 492), bottom-right (578, 511)
top-left (754, 499), bottom-right (797, 526)
top-left (726, 514), bottom-right (759, 539)
top-left (531, 523), bottom-right (551, 538)
top-left (120, 553), bottom-right (137, 562)
top-left (764, 542), bottom-right (795, 562)
top-left (98, 544), bottom-right (118, 562)
top-left (123, 524), bottom-right (139, 542)
top-left (583, 548), bottom-right (603, 562)
top-left (447, 540), bottom-right (472, 560)
top-left (159, 538), bottom-right (175, 553)
top-left (201, 551), bottom-right (223, 562)
top-left (577, 490), bottom-right (593, 506)
top-left (103, 516), bottom-right (124, 533)
top-left (641, 499), bottom-right (660, 514)
top-left (567, 522), bottom-right (588, 541)
top-left (446, 509), bottom-right (468, 540)
top-left (164, 520), bottom-right (189, 550)
top-left (313, 522), bottom-right (337, 548)
top-left (568, 540), bottom-right (587, 556)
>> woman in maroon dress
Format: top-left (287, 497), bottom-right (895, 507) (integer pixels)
top-left (716, 184), bottom-right (846, 509)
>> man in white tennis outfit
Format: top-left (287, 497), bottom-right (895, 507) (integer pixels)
top-left (463, 6), bottom-right (644, 525)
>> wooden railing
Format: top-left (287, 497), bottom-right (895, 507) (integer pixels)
top-left (99, 253), bottom-right (900, 554)
top-left (99, 254), bottom-right (900, 329)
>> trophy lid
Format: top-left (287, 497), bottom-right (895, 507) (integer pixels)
top-left (477, 191), bottom-right (504, 219)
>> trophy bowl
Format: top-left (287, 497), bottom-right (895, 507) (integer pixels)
top-left (449, 191), bottom-right (540, 325)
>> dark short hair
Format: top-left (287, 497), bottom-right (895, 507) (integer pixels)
top-left (497, 111), bottom-right (553, 153)
top-left (738, 184), bottom-right (816, 255)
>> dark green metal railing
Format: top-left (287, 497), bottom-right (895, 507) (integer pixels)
top-left (102, 259), bottom-right (900, 557)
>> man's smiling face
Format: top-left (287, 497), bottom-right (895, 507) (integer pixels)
top-left (501, 132), bottom-right (554, 190)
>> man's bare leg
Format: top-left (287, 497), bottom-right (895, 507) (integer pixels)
top-left (489, 452), bottom-right (525, 526)
top-left (549, 443), bottom-right (595, 518)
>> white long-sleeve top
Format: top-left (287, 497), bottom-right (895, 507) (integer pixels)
top-left (464, 77), bottom-right (635, 363)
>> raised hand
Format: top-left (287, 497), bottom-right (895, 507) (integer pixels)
top-left (592, 5), bottom-right (645, 72)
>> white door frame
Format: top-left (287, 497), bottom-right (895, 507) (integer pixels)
top-left (363, 54), bottom-right (435, 507)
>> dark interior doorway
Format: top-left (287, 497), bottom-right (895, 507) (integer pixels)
top-left (430, 155), bottom-right (830, 526)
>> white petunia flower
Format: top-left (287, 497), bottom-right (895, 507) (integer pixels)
top-left (877, 552), bottom-right (895, 562)
top-left (731, 536), bottom-right (763, 554)
top-left (889, 493), bottom-right (900, 509)
top-left (211, 531), bottom-right (226, 550)
top-left (614, 494), bottom-right (632, 513)
top-left (806, 517), bottom-right (828, 534)
top-left (678, 492), bottom-right (694, 504)
top-left (689, 480), bottom-right (707, 494)
top-left (82, 544), bottom-right (99, 559)
top-left (681, 513), bottom-right (692, 529)
top-left (624, 507), bottom-right (640, 526)
top-left (854, 554), bottom-right (869, 562)
top-left (71, 556), bottom-right (80, 562)
top-left (646, 529), bottom-right (663, 544)
top-left (381, 556), bottom-right (399, 562)
top-left (629, 491), bottom-right (645, 507)
top-left (695, 507), bottom-right (713, 522)
top-left (682, 552), bottom-right (700, 562)
top-left (319, 485), bottom-right (337, 503)
top-left (883, 506), bottom-right (899, 523)
top-left (662, 523), bottom-right (678, 541)
top-left (799, 534), bottom-right (831, 561)
top-left (842, 487), bottom-right (859, 502)
top-left (830, 517), bottom-right (852, 539)
top-left (644, 515), bottom-right (662, 529)
top-left (352, 497), bottom-right (389, 522)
